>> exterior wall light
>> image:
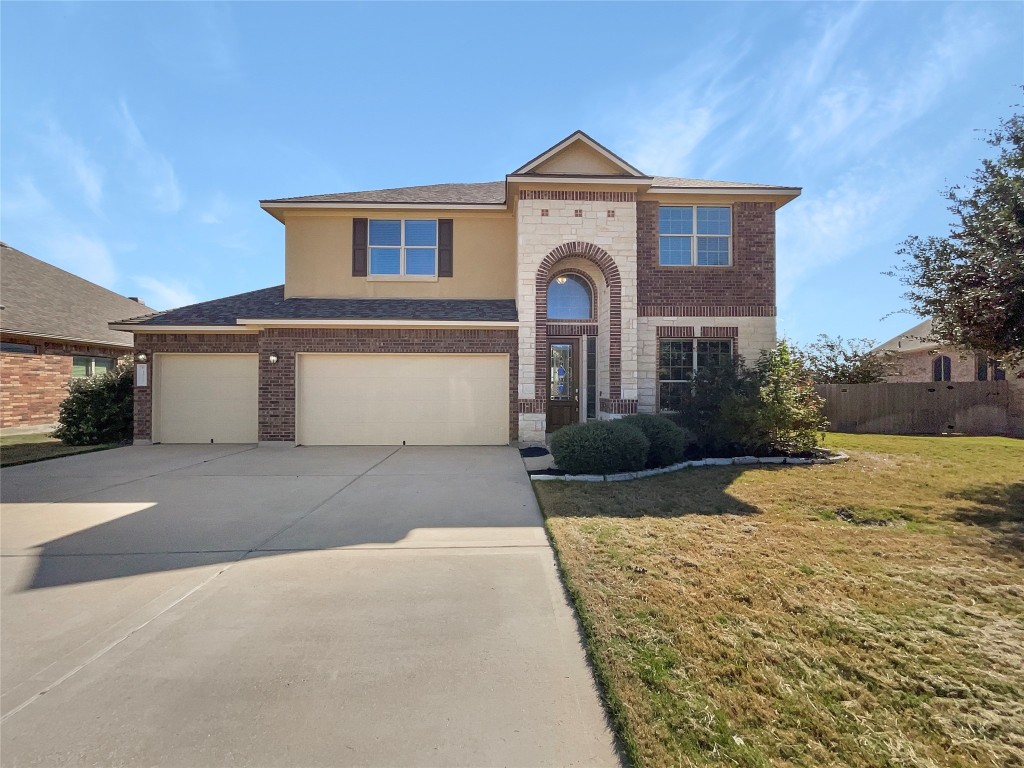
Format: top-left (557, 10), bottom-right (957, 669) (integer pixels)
top-left (268, 353), bottom-right (279, 364)
top-left (135, 352), bottom-right (148, 363)
top-left (556, 275), bottom-right (568, 284)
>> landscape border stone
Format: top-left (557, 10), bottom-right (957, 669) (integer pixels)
top-left (531, 452), bottom-right (849, 482)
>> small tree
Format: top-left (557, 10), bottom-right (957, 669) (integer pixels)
top-left (53, 360), bottom-right (134, 445)
top-left (747, 341), bottom-right (829, 455)
top-left (794, 334), bottom-right (900, 384)
top-left (889, 104), bottom-right (1024, 364)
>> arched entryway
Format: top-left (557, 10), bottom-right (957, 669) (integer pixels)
top-left (535, 242), bottom-right (623, 431)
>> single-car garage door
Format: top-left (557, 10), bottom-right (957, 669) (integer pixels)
top-left (154, 354), bottom-right (258, 444)
top-left (297, 354), bottom-right (509, 446)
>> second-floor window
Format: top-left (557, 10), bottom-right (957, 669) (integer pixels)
top-left (659, 206), bottom-right (731, 266)
top-left (369, 219), bottom-right (437, 276)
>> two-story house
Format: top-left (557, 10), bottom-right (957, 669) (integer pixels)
top-left (112, 131), bottom-right (800, 446)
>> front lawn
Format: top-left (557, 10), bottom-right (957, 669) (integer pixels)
top-left (535, 434), bottom-right (1024, 768)
top-left (0, 433), bottom-right (117, 467)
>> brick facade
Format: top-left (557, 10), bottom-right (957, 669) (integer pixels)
top-left (636, 200), bottom-right (776, 313)
top-left (0, 336), bottom-right (130, 429)
top-left (132, 329), bottom-right (517, 443)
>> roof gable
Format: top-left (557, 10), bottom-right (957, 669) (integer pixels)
top-left (511, 130), bottom-right (647, 177)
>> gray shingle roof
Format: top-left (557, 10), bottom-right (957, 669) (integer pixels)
top-left (114, 286), bottom-right (518, 326)
top-left (262, 182), bottom-right (507, 205)
top-left (0, 243), bottom-right (146, 348)
top-left (262, 177), bottom-right (796, 206)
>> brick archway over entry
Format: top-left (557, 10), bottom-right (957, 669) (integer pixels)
top-left (535, 241), bottom-right (624, 408)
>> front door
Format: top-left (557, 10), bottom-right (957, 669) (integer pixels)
top-left (547, 338), bottom-right (579, 431)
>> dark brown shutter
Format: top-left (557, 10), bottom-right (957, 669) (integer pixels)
top-left (352, 218), bottom-right (368, 276)
top-left (438, 219), bottom-right (453, 278)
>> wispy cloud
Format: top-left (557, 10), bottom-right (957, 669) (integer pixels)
top-left (117, 99), bottom-right (183, 213)
top-left (130, 276), bottom-right (198, 311)
top-left (1, 176), bottom-right (53, 219)
top-left (45, 232), bottom-right (118, 288)
top-left (40, 120), bottom-right (104, 213)
top-left (199, 192), bottom-right (233, 225)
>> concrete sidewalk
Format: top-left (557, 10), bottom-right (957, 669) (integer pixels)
top-left (1, 445), bottom-right (621, 767)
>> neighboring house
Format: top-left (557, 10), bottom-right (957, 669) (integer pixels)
top-left (875, 318), bottom-right (1016, 383)
top-left (111, 131), bottom-right (800, 446)
top-left (0, 243), bottom-right (147, 431)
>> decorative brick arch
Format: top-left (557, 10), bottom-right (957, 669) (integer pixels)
top-left (535, 241), bottom-right (623, 402)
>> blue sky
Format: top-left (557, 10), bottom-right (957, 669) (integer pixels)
top-left (2, 1), bottom-right (1020, 345)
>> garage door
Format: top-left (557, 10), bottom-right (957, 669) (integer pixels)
top-left (297, 354), bottom-right (509, 446)
top-left (154, 354), bottom-right (258, 444)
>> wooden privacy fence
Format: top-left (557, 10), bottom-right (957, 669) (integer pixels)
top-left (815, 381), bottom-right (1024, 437)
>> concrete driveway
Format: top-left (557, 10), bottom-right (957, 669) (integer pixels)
top-left (1, 445), bottom-right (620, 767)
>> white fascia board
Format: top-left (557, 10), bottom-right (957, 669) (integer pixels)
top-left (649, 186), bottom-right (802, 196)
top-left (507, 175), bottom-right (652, 186)
top-left (236, 318), bottom-right (519, 329)
top-left (108, 325), bottom-right (256, 333)
top-left (3, 328), bottom-right (134, 349)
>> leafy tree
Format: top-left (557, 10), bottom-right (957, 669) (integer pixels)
top-left (53, 361), bottom-right (134, 445)
top-left (794, 334), bottom-right (900, 384)
top-left (890, 105), bottom-right (1024, 364)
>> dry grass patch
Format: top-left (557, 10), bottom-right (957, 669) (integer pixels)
top-left (0, 433), bottom-right (117, 467)
top-left (537, 435), bottom-right (1024, 767)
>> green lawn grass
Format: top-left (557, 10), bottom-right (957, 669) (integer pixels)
top-left (535, 434), bottom-right (1024, 768)
top-left (0, 433), bottom-right (117, 467)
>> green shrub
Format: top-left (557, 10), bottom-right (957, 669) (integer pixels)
top-left (619, 413), bottom-right (692, 468)
top-left (550, 420), bottom-right (650, 475)
top-left (665, 342), bottom-right (828, 457)
top-left (53, 362), bottom-right (133, 445)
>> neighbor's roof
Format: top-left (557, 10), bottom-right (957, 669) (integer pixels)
top-left (874, 318), bottom-right (937, 353)
top-left (261, 176), bottom-right (794, 206)
top-left (112, 285), bottom-right (518, 327)
top-left (0, 243), bottom-right (145, 348)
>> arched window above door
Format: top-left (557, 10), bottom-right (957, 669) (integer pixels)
top-left (547, 273), bottom-right (593, 320)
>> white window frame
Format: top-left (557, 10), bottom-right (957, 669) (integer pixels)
top-left (72, 356), bottom-right (115, 379)
top-left (656, 338), bottom-right (734, 411)
top-left (367, 219), bottom-right (439, 280)
top-left (658, 205), bottom-right (733, 267)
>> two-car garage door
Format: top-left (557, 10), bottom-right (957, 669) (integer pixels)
top-left (152, 352), bottom-right (509, 445)
top-left (297, 354), bottom-right (509, 446)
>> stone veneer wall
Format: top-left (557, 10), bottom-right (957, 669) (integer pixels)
top-left (133, 329), bottom-right (518, 443)
top-left (516, 191), bottom-right (639, 441)
top-left (1, 337), bottom-right (131, 429)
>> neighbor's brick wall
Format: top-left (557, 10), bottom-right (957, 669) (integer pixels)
top-left (892, 347), bottom-right (980, 383)
top-left (257, 328), bottom-right (519, 442)
top-left (636, 200), bottom-right (776, 314)
top-left (0, 336), bottom-right (131, 429)
top-left (132, 333), bottom-right (259, 441)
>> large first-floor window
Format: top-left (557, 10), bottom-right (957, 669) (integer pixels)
top-left (658, 338), bottom-right (732, 409)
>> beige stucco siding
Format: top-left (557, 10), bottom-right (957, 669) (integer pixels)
top-left (284, 211), bottom-right (516, 299)
top-left (531, 144), bottom-right (632, 176)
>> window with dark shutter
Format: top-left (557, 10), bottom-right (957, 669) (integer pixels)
top-left (352, 218), bottom-right (368, 276)
top-left (438, 219), bottom-right (453, 278)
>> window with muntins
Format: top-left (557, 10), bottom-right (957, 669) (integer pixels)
top-left (933, 355), bottom-right (952, 382)
top-left (658, 339), bottom-right (732, 409)
top-left (368, 219), bottom-right (437, 276)
top-left (659, 206), bottom-right (731, 266)
top-left (547, 274), bottom-right (593, 319)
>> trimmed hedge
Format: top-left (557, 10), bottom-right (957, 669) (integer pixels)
top-left (53, 363), bottom-right (133, 445)
top-left (619, 413), bottom-right (692, 468)
top-left (550, 420), bottom-right (649, 475)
